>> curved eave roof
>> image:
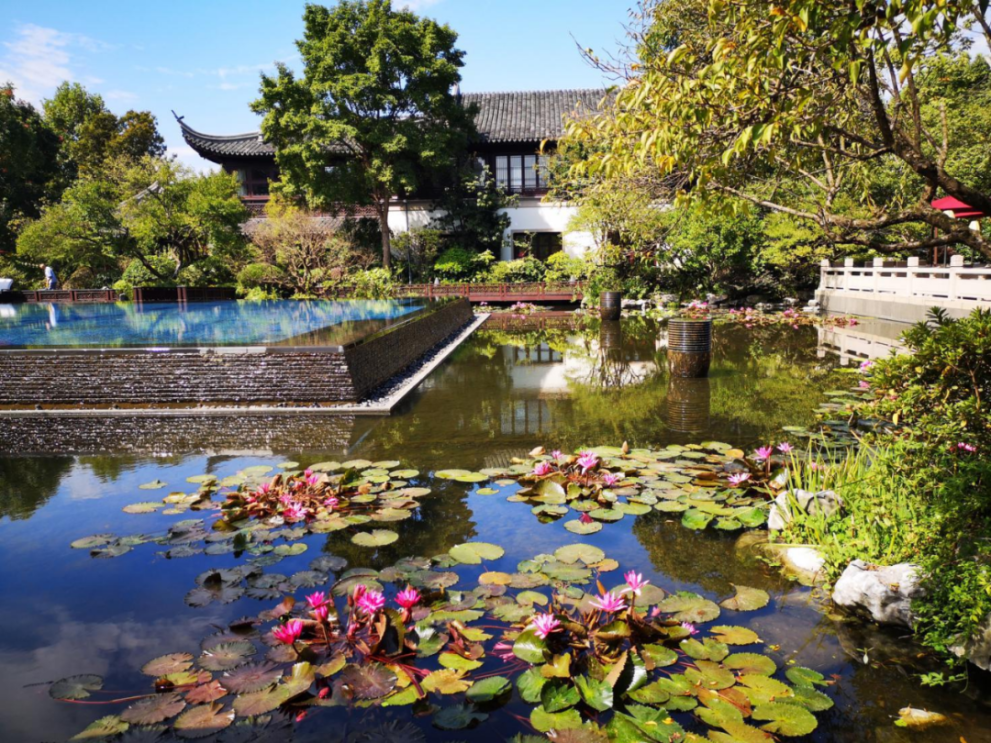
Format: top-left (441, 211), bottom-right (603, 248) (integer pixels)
top-left (179, 88), bottom-right (607, 161)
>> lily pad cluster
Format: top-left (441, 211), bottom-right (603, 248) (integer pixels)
top-left (491, 444), bottom-right (773, 534)
top-left (52, 544), bottom-right (832, 742)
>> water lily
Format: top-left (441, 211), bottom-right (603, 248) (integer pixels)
top-left (312, 604), bottom-right (330, 622)
top-left (859, 380), bottom-right (871, 389)
top-left (551, 450), bottom-right (563, 460)
top-left (257, 482), bottom-right (271, 495)
top-left (777, 442), bottom-right (793, 454)
top-left (492, 641), bottom-right (515, 662)
top-left (590, 590), bottom-right (626, 613)
top-left (395, 586), bottom-right (421, 610)
top-left (272, 619), bottom-right (304, 645)
top-left (532, 461), bottom-right (554, 477)
top-left (681, 621), bottom-right (699, 636)
top-left (601, 472), bottom-right (621, 486)
top-left (753, 446), bottom-right (773, 461)
top-left (623, 570), bottom-right (649, 596)
top-left (728, 472), bottom-right (751, 487)
top-left (306, 474), bottom-right (320, 486)
top-left (279, 493), bottom-right (294, 504)
top-left (306, 591), bottom-right (328, 609)
top-left (577, 451), bottom-right (600, 474)
top-left (958, 442), bottom-right (977, 453)
top-left (357, 590), bottom-right (386, 616)
top-left (323, 495), bottom-right (339, 509)
top-left (579, 512), bottom-right (594, 525)
top-left (531, 612), bottom-right (561, 639)
top-left (304, 468), bottom-right (313, 477)
top-left (284, 502), bottom-right (310, 522)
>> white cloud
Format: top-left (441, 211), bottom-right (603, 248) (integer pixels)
top-left (400, 0), bottom-right (444, 10)
top-left (103, 89), bottom-right (137, 101)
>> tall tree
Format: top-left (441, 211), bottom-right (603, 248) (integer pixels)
top-left (0, 84), bottom-right (60, 255)
top-left (565, 0), bottom-right (991, 260)
top-left (251, 0), bottom-right (475, 268)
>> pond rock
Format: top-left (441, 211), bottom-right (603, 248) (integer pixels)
top-left (951, 613), bottom-right (991, 671)
top-left (832, 560), bottom-right (924, 628)
top-left (767, 489), bottom-right (843, 531)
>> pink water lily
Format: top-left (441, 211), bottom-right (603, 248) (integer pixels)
top-left (532, 461), bottom-right (554, 477)
top-left (306, 474), bottom-right (320, 486)
top-left (279, 493), bottom-right (294, 504)
top-left (777, 442), bottom-right (793, 454)
top-left (579, 512), bottom-right (594, 525)
top-left (531, 612), bottom-right (561, 639)
top-left (357, 589), bottom-right (386, 616)
top-left (396, 586), bottom-right (421, 610)
top-left (551, 450), bottom-right (563, 460)
top-left (272, 619), bottom-right (304, 645)
top-left (623, 570), bottom-right (649, 597)
top-left (753, 446), bottom-right (773, 461)
top-left (284, 502), bottom-right (310, 522)
top-left (306, 591), bottom-right (327, 609)
top-left (304, 468), bottom-right (313, 477)
top-left (492, 641), bottom-right (515, 662)
top-left (577, 451), bottom-right (600, 474)
top-left (323, 495), bottom-right (339, 509)
top-left (257, 482), bottom-right (271, 495)
top-left (681, 621), bottom-right (699, 636)
top-left (601, 472), bottom-right (621, 486)
top-left (312, 604), bottom-right (329, 622)
top-left (590, 590), bottom-right (626, 613)
top-left (728, 472), bottom-right (751, 487)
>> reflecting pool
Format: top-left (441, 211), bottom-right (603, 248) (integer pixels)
top-left (1, 315), bottom-right (988, 743)
top-left (0, 298), bottom-right (427, 348)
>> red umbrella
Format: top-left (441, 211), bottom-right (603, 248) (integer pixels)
top-left (931, 195), bottom-right (987, 219)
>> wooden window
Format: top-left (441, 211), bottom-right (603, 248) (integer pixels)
top-left (493, 153), bottom-right (550, 193)
top-left (495, 156), bottom-right (509, 188)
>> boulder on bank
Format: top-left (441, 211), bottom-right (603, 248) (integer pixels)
top-left (951, 614), bottom-right (991, 671)
top-left (767, 489), bottom-right (843, 531)
top-left (832, 560), bottom-right (924, 628)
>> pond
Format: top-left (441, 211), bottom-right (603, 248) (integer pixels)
top-left (1, 314), bottom-right (988, 743)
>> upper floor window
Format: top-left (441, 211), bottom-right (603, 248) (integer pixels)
top-left (234, 165), bottom-right (278, 198)
top-left (494, 154), bottom-right (550, 193)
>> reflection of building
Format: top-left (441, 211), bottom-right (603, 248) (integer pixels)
top-left (817, 318), bottom-right (908, 365)
top-left (179, 90), bottom-right (604, 261)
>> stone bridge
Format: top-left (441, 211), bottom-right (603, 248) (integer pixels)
top-left (817, 256), bottom-right (991, 323)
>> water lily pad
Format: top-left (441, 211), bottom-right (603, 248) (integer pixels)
top-left (513, 628), bottom-right (548, 663)
top-left (724, 653), bottom-right (777, 676)
top-left (352, 529), bottom-right (399, 547)
top-left (70, 715), bottom-right (128, 741)
top-left (120, 693), bottom-right (185, 725)
top-left (564, 519), bottom-right (602, 535)
top-left (465, 675), bottom-right (510, 703)
top-left (720, 585), bottom-right (770, 612)
top-left (433, 703), bottom-right (488, 730)
top-left (476, 487), bottom-right (499, 495)
top-left (681, 508), bottom-right (714, 530)
top-left (184, 680), bottom-right (227, 705)
top-left (174, 702), bottom-right (234, 739)
top-left (711, 626), bottom-right (761, 645)
top-left (553, 544), bottom-right (605, 565)
top-left (276, 461), bottom-right (299, 469)
top-left (752, 701), bottom-right (817, 736)
top-left (221, 662), bottom-right (283, 694)
top-left (50, 674), bottom-right (103, 700)
top-left (656, 593), bottom-right (721, 623)
top-left (531, 706), bottom-right (583, 733)
top-left (785, 666), bottom-right (827, 687)
top-left (390, 468), bottom-right (419, 479)
top-left (448, 542), bottom-right (505, 565)
top-left (310, 556), bottom-right (347, 572)
top-left (439, 653), bottom-right (483, 672)
top-left (436, 469), bottom-right (472, 479)
top-left (421, 668), bottom-right (471, 695)
top-left (198, 641), bottom-right (256, 671)
top-left (123, 502), bottom-right (164, 514)
top-left (139, 480), bottom-right (167, 490)
top-left (70, 534), bottom-right (113, 550)
top-left (336, 662), bottom-right (397, 699)
top-left (141, 653), bottom-right (193, 677)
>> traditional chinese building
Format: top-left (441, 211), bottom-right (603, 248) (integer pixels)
top-left (178, 89), bottom-right (602, 261)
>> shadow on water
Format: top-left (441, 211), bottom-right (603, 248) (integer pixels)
top-left (3, 314), bottom-right (991, 741)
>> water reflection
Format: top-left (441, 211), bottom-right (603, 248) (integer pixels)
top-left (817, 315), bottom-right (909, 365)
top-left (0, 456), bottom-right (73, 521)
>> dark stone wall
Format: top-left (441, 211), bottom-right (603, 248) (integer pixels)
top-left (0, 299), bottom-right (472, 407)
top-left (0, 413), bottom-right (360, 455)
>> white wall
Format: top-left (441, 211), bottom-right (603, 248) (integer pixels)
top-left (386, 198), bottom-right (595, 262)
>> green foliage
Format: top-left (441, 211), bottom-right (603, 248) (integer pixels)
top-left (433, 247), bottom-right (494, 283)
top-left (114, 256), bottom-right (177, 299)
top-left (392, 228), bottom-right (443, 283)
top-left (488, 257), bottom-right (546, 284)
top-left (176, 256), bottom-right (236, 288)
top-left (431, 166), bottom-right (516, 255)
top-left (544, 252), bottom-right (590, 284)
top-left (338, 267), bottom-right (396, 299)
top-left (237, 263), bottom-right (287, 294)
top-left (0, 84), bottom-right (60, 253)
top-left (251, 0), bottom-right (474, 267)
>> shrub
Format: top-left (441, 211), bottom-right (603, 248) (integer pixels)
top-left (113, 256), bottom-right (176, 299)
top-left (237, 262), bottom-right (287, 293)
top-left (342, 267), bottom-right (396, 299)
top-left (392, 228), bottom-right (442, 282)
top-left (177, 256), bottom-right (236, 288)
top-left (544, 252), bottom-right (589, 283)
top-left (433, 248), bottom-right (494, 283)
top-left (488, 257), bottom-right (546, 284)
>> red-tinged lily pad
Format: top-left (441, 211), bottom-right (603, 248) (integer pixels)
top-left (183, 680), bottom-right (227, 704)
top-left (141, 653), bottom-right (194, 677)
top-left (221, 662), bottom-right (282, 694)
top-left (231, 686), bottom-right (288, 717)
top-left (69, 715), bottom-right (128, 740)
top-left (173, 702), bottom-right (234, 739)
top-left (50, 674), bottom-right (103, 700)
top-left (334, 662), bottom-right (398, 700)
top-left (120, 692), bottom-right (186, 725)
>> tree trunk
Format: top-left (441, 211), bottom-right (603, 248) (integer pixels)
top-left (378, 201), bottom-right (391, 271)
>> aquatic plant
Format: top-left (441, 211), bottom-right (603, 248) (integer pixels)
top-left (50, 544), bottom-right (833, 741)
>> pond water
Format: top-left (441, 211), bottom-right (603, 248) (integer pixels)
top-left (1, 315), bottom-right (989, 743)
top-left (0, 298), bottom-right (426, 348)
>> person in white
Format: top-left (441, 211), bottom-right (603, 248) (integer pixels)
top-left (39, 263), bottom-right (59, 290)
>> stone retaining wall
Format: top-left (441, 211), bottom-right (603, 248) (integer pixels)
top-left (0, 299), bottom-right (472, 407)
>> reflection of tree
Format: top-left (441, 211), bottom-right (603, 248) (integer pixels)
top-left (0, 456), bottom-right (73, 521)
top-left (630, 512), bottom-right (787, 595)
top-left (319, 479), bottom-right (477, 569)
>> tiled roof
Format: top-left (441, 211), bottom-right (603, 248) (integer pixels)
top-left (462, 89), bottom-right (605, 143)
top-left (178, 88), bottom-right (605, 161)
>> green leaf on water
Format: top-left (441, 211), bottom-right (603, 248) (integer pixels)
top-left (553, 543), bottom-right (605, 565)
top-left (174, 701), bottom-right (234, 739)
top-left (517, 667), bottom-right (547, 703)
top-left (656, 593), bottom-right (721, 623)
top-left (785, 666), bottom-right (827, 687)
top-left (138, 480), bottom-right (167, 490)
top-left (123, 501), bottom-right (164, 514)
top-left (710, 625), bottom-right (761, 645)
top-left (448, 542), bottom-right (505, 564)
top-left (70, 715), bottom-right (128, 741)
top-left (433, 703), bottom-right (488, 730)
top-left (752, 701), bottom-right (818, 736)
top-left (720, 585), bottom-right (770, 612)
top-left (564, 519), bottom-right (603, 534)
top-left (351, 529), bottom-right (399, 547)
top-left (50, 674), bottom-right (103, 700)
top-left (540, 679), bottom-right (581, 712)
top-left (575, 675), bottom-right (614, 711)
top-left (513, 628), bottom-right (548, 664)
top-left (530, 705), bottom-right (583, 733)
top-left (465, 675), bottom-right (510, 702)
top-left (724, 653), bottom-right (777, 676)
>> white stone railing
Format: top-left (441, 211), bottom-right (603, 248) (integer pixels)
top-left (819, 256), bottom-right (991, 304)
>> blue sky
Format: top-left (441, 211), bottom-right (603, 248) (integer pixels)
top-left (0, 0), bottom-right (629, 171)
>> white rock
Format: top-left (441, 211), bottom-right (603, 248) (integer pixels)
top-left (767, 489), bottom-right (843, 531)
top-left (951, 613), bottom-right (991, 670)
top-left (832, 560), bottom-right (924, 628)
top-left (785, 547), bottom-right (826, 574)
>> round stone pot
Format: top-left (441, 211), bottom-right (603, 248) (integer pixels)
top-left (600, 291), bottom-right (622, 321)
